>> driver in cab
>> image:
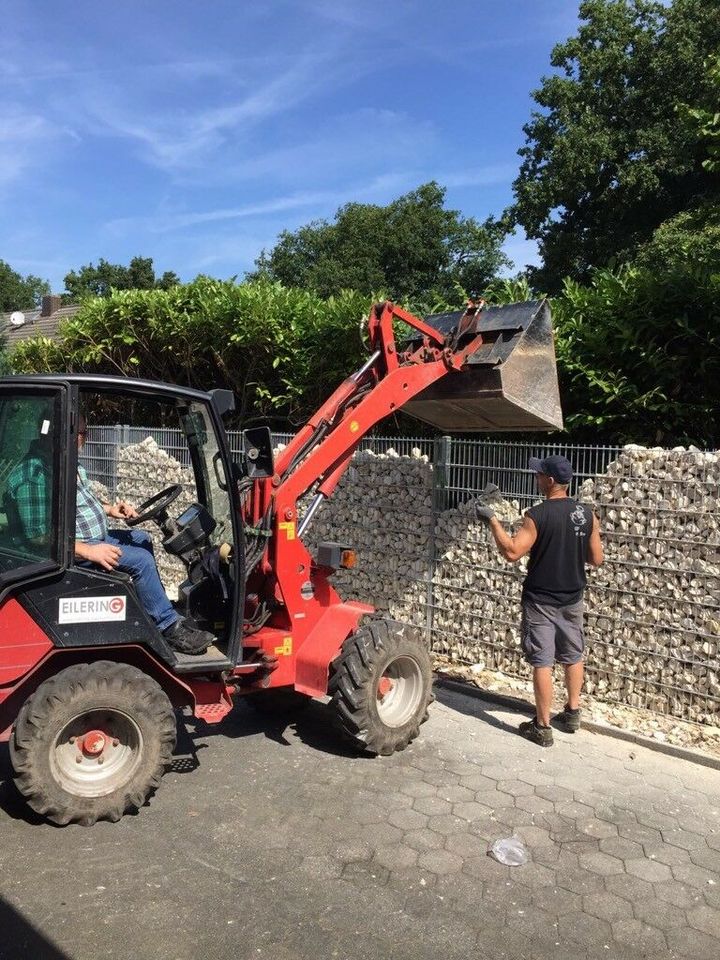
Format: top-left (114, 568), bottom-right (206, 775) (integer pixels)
top-left (74, 415), bottom-right (212, 655)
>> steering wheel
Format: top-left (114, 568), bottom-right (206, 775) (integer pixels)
top-left (125, 484), bottom-right (183, 527)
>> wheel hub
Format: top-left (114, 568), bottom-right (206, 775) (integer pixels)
top-left (81, 730), bottom-right (107, 756)
top-left (377, 676), bottom-right (395, 699)
top-left (375, 655), bottom-right (424, 728)
top-left (51, 709), bottom-right (143, 798)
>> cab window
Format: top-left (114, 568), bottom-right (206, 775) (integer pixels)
top-left (182, 403), bottom-right (233, 547)
top-left (0, 392), bottom-right (61, 571)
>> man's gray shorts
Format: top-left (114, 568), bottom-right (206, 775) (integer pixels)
top-left (521, 599), bottom-right (585, 668)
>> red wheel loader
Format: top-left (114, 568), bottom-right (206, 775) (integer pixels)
top-left (0, 299), bottom-right (562, 825)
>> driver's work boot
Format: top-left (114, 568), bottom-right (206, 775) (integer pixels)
top-left (163, 619), bottom-right (214, 655)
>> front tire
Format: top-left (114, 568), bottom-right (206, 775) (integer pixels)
top-left (328, 619), bottom-right (433, 756)
top-left (10, 661), bottom-right (177, 826)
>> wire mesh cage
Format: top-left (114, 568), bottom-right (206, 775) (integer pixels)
top-left (82, 426), bottom-right (720, 725)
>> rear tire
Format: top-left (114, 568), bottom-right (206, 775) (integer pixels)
top-left (10, 661), bottom-right (177, 826)
top-left (328, 619), bottom-right (433, 756)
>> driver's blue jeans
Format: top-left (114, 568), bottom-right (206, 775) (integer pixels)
top-left (82, 528), bottom-right (178, 633)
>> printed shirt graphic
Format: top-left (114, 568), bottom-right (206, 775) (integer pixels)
top-left (570, 504), bottom-right (588, 537)
top-left (76, 465), bottom-right (109, 542)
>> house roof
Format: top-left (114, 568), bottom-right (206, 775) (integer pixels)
top-left (0, 302), bottom-right (79, 346)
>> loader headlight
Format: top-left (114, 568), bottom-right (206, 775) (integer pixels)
top-left (316, 541), bottom-right (356, 570)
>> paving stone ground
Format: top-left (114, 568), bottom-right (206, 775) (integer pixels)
top-left (1, 685), bottom-right (720, 960)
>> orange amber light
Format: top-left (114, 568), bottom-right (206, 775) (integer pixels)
top-left (340, 550), bottom-right (357, 569)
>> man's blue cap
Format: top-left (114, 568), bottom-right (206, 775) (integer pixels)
top-left (529, 454), bottom-right (573, 484)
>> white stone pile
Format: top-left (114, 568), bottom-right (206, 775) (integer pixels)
top-left (425, 496), bottom-right (526, 669)
top-left (116, 437), bottom-right (197, 595)
top-left (307, 448), bottom-right (432, 629)
top-left (577, 445), bottom-right (720, 721)
top-left (309, 443), bottom-right (720, 725)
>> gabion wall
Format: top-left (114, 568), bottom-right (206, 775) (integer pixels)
top-left (86, 434), bottom-right (720, 725)
top-left (310, 445), bottom-right (720, 726)
top-left (117, 438), bottom-right (198, 597)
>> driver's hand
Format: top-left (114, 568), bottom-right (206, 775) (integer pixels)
top-left (107, 500), bottom-right (138, 520)
top-left (83, 543), bottom-right (122, 571)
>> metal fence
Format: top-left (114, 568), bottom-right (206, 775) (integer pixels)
top-left (83, 427), bottom-right (613, 504)
top-left (82, 426), bottom-right (434, 498)
top-left (438, 437), bottom-right (621, 510)
top-left (83, 425), bottom-right (719, 725)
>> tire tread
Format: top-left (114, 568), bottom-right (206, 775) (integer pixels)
top-left (329, 618), bottom-right (432, 756)
top-left (10, 661), bottom-right (176, 826)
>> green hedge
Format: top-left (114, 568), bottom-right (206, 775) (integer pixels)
top-left (11, 278), bottom-right (369, 427)
top-left (10, 270), bottom-right (720, 446)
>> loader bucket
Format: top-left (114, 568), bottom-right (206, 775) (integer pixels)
top-left (404, 299), bottom-right (563, 432)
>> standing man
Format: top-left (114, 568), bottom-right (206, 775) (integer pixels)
top-left (476, 455), bottom-right (603, 747)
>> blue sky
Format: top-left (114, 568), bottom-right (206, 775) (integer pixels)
top-left (1, 1), bottom-right (581, 293)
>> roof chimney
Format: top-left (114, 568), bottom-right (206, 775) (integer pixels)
top-left (41, 294), bottom-right (63, 318)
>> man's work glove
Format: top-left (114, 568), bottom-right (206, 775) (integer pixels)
top-left (475, 504), bottom-right (496, 523)
top-left (474, 482), bottom-right (501, 522)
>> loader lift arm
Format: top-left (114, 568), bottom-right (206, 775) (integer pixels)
top-left (271, 300), bottom-right (486, 531)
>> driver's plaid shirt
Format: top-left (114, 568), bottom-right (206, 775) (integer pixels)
top-left (7, 455), bottom-right (49, 541)
top-left (76, 465), bottom-right (108, 542)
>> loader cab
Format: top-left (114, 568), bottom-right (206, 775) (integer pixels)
top-left (0, 375), bottom-right (245, 671)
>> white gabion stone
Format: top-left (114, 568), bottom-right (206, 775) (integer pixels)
top-left (114, 437), bottom-right (198, 598)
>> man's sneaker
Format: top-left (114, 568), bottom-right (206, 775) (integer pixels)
top-left (519, 717), bottom-right (554, 748)
top-left (554, 705), bottom-right (582, 733)
top-left (163, 619), bottom-right (214, 655)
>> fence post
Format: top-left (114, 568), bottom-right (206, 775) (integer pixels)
top-left (425, 436), bottom-right (451, 648)
top-left (113, 424), bottom-right (131, 499)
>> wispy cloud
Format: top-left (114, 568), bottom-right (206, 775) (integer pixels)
top-left (303, 0), bottom-right (394, 29)
top-left (443, 165), bottom-right (519, 189)
top-left (0, 0), bottom-right (536, 290)
top-left (10, 255), bottom-right (70, 278)
top-left (104, 161), bottom-right (512, 239)
top-left (208, 107), bottom-right (435, 186)
top-left (106, 189), bottom-right (342, 235)
top-left (189, 233), bottom-right (280, 272)
top-left (0, 108), bottom-right (60, 187)
top-left (77, 49), bottom-right (361, 175)
top-left (2, 56), bottom-right (245, 86)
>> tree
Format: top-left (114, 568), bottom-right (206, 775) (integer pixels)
top-left (551, 262), bottom-right (720, 446)
top-left (0, 260), bottom-right (50, 312)
top-left (683, 55), bottom-right (720, 174)
top-left (63, 257), bottom-right (180, 300)
top-left (0, 333), bottom-right (10, 375)
top-left (252, 182), bottom-right (510, 301)
top-left (633, 201), bottom-right (720, 274)
top-left (511, 0), bottom-right (720, 289)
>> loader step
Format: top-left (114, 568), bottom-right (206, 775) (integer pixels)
top-left (172, 644), bottom-right (232, 674)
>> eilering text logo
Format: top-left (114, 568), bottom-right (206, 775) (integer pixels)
top-left (58, 596), bottom-right (127, 624)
